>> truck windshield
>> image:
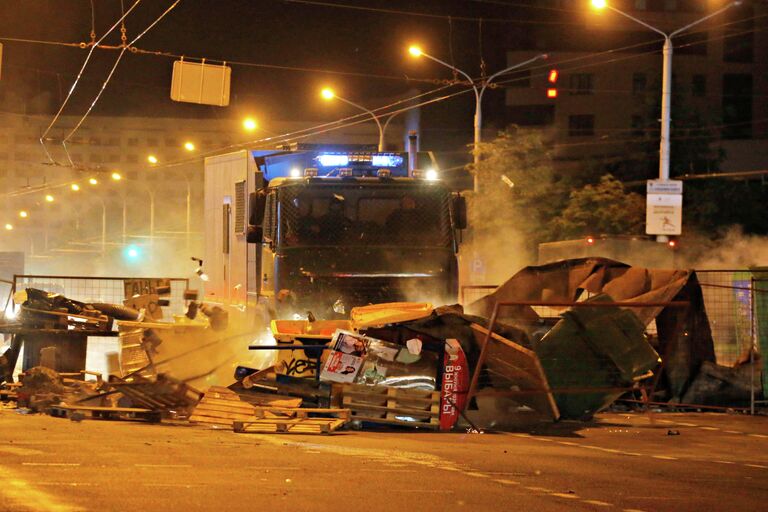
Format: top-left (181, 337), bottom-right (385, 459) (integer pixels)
top-left (279, 184), bottom-right (452, 247)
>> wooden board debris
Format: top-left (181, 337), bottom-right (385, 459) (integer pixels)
top-left (189, 386), bottom-right (301, 428)
top-left (48, 404), bottom-right (161, 423)
top-left (470, 323), bottom-right (560, 421)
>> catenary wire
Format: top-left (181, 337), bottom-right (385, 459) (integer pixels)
top-left (38, 0), bottom-right (143, 163)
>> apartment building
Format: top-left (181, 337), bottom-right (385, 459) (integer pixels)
top-left (0, 113), bottom-right (388, 269)
top-left (500, 0), bottom-right (767, 176)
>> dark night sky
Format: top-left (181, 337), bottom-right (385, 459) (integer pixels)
top-left (0, 0), bottom-right (536, 125)
top-left (2, 1), bottom-right (729, 155)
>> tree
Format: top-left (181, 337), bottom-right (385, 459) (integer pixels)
top-left (469, 127), bottom-right (561, 238)
top-left (465, 128), bottom-right (562, 277)
top-left (548, 174), bottom-right (645, 239)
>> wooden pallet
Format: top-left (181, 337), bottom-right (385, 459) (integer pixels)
top-left (189, 386), bottom-right (301, 428)
top-left (48, 404), bottom-right (161, 423)
top-left (108, 374), bottom-right (202, 413)
top-left (341, 385), bottom-right (440, 429)
top-left (234, 408), bottom-right (350, 434)
top-left (0, 389), bottom-right (18, 403)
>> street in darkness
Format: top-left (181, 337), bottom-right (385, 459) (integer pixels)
top-left (1, 409), bottom-right (767, 512)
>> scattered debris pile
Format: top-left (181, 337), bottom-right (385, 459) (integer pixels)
top-left (468, 257), bottom-right (764, 411)
top-left (1, 258), bottom-right (763, 432)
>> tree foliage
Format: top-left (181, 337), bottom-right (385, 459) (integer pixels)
top-left (469, 127), bottom-right (561, 247)
top-left (549, 174), bottom-right (646, 239)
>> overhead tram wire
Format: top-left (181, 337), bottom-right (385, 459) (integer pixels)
top-left (6, 12), bottom-right (763, 185)
top-left (13, 18), bottom-right (765, 186)
top-left (491, 17), bottom-right (768, 91)
top-left (0, 82), bottom-right (464, 198)
top-left (130, 47), bottom-right (440, 84)
top-left (467, 0), bottom-right (585, 14)
top-left (3, 11), bottom-right (762, 87)
top-left (279, 0), bottom-right (587, 25)
top-left (38, 0), bottom-right (143, 165)
top-left (61, 0), bottom-right (182, 166)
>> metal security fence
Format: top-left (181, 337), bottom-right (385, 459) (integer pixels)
top-left (460, 285), bottom-right (498, 306)
top-left (696, 270), bottom-right (755, 367)
top-left (8, 275), bottom-right (189, 378)
top-left (459, 269), bottom-right (766, 413)
top-left (0, 278), bottom-right (12, 320)
top-left (12, 275), bottom-right (189, 317)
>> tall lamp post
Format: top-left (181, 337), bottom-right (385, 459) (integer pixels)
top-left (590, 0), bottom-right (741, 183)
top-left (321, 88), bottom-right (385, 151)
top-left (408, 45), bottom-right (547, 189)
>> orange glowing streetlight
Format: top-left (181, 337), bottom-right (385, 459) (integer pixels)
top-left (242, 117), bottom-right (258, 132)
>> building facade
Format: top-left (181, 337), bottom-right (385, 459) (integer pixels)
top-left (500, 0), bottom-right (767, 177)
top-left (0, 113), bottom-right (392, 275)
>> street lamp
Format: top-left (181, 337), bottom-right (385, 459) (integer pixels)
top-left (408, 45), bottom-right (547, 190)
top-left (590, 0), bottom-right (741, 183)
top-left (243, 117), bottom-right (258, 132)
top-left (321, 87), bottom-right (385, 151)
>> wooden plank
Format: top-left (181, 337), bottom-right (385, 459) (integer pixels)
top-left (193, 397), bottom-right (258, 411)
top-left (341, 400), bottom-right (438, 418)
top-left (470, 324), bottom-right (560, 421)
top-left (48, 405), bottom-right (161, 423)
top-left (54, 405), bottom-right (154, 413)
top-left (343, 389), bottom-right (437, 402)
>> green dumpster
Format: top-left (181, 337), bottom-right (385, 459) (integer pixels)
top-left (535, 294), bottom-right (660, 420)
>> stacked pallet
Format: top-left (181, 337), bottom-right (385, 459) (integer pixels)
top-left (341, 384), bottom-right (440, 429)
top-left (189, 386), bottom-right (300, 428)
top-left (234, 407), bottom-right (350, 435)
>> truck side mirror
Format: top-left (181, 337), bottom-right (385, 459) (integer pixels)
top-left (246, 225), bottom-right (263, 244)
top-left (453, 196), bottom-right (467, 230)
top-left (249, 191), bottom-right (266, 227)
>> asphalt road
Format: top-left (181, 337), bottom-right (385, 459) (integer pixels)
top-left (0, 408), bottom-right (766, 512)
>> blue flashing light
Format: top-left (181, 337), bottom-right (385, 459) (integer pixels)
top-left (371, 154), bottom-right (403, 168)
top-left (317, 154), bottom-right (350, 167)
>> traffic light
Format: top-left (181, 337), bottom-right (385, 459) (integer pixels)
top-left (123, 244), bottom-right (143, 262)
top-left (547, 69), bottom-right (558, 98)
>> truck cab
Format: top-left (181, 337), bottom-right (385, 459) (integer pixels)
top-left (204, 145), bottom-right (465, 318)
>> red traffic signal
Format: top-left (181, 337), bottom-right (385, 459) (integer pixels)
top-left (548, 69), bottom-right (558, 83)
top-left (547, 69), bottom-right (558, 98)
